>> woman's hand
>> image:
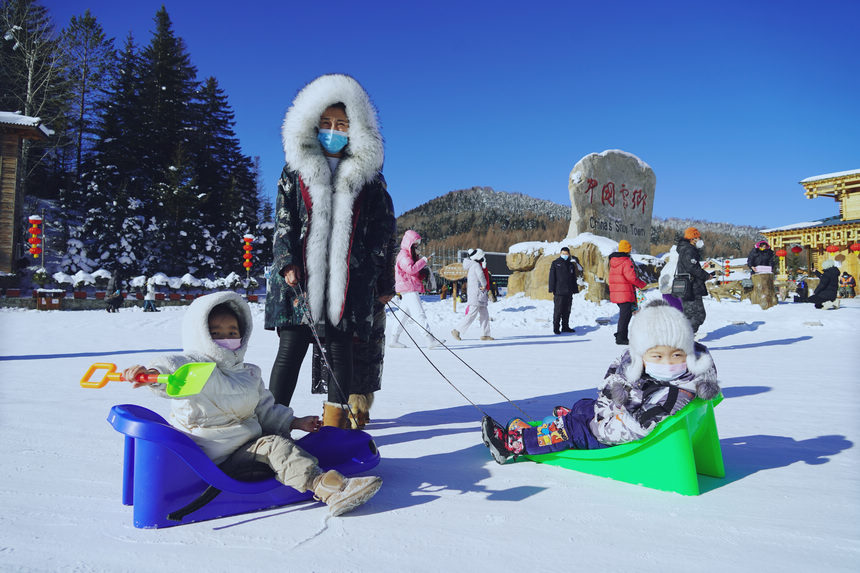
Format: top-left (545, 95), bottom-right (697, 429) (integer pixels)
top-left (282, 265), bottom-right (301, 287)
top-left (291, 415), bottom-right (322, 433)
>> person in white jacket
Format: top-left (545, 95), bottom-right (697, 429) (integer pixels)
top-left (123, 291), bottom-right (381, 517)
top-left (451, 249), bottom-right (494, 341)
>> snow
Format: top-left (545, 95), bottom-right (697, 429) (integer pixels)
top-left (510, 232), bottom-right (632, 258)
top-left (0, 292), bottom-right (858, 571)
top-left (760, 221), bottom-right (824, 233)
top-left (799, 168), bottom-right (860, 183)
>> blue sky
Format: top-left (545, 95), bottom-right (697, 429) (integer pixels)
top-left (42, 0), bottom-right (860, 228)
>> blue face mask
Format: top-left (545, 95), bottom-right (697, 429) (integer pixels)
top-left (561, 254), bottom-right (569, 260)
top-left (318, 129), bottom-right (348, 154)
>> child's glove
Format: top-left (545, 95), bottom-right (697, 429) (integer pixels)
top-left (124, 365), bottom-right (159, 388)
top-left (607, 381), bottom-right (629, 407)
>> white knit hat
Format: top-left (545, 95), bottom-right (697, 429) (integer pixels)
top-left (625, 300), bottom-right (707, 380)
top-left (822, 259), bottom-right (835, 270)
top-left (468, 248), bottom-right (485, 261)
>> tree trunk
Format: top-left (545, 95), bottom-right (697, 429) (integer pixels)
top-left (751, 273), bottom-right (778, 310)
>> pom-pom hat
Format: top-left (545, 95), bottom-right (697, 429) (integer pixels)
top-left (683, 227), bottom-right (701, 240)
top-left (618, 240), bottom-right (632, 253)
top-left (625, 300), bottom-right (711, 380)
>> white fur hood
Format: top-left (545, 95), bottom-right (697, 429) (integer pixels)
top-left (181, 291), bottom-right (253, 368)
top-left (280, 74), bottom-right (385, 325)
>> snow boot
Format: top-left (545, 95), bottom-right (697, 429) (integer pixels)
top-left (323, 402), bottom-right (351, 429)
top-left (347, 393), bottom-right (374, 430)
top-left (480, 335), bottom-right (495, 341)
top-left (451, 329), bottom-right (461, 341)
top-left (388, 340), bottom-right (406, 348)
top-left (428, 337), bottom-right (445, 349)
top-left (311, 470), bottom-right (382, 517)
top-left (481, 416), bottom-right (512, 464)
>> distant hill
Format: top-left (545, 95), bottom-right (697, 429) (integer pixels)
top-left (396, 186), bottom-right (765, 259)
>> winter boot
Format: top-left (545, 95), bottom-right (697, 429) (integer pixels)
top-left (451, 329), bottom-right (461, 341)
top-left (388, 340), bottom-right (406, 348)
top-left (311, 469), bottom-right (382, 517)
top-left (322, 402), bottom-right (350, 429)
top-left (347, 392), bottom-right (374, 430)
top-left (481, 416), bottom-right (512, 464)
top-left (480, 335), bottom-right (495, 341)
top-left (428, 337), bottom-right (445, 349)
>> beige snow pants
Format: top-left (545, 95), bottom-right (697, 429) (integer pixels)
top-left (225, 434), bottom-right (321, 492)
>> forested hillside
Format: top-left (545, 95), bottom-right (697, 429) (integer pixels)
top-left (396, 187), bottom-right (764, 258)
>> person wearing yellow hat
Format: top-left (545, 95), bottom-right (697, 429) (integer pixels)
top-left (675, 227), bottom-right (715, 334)
top-left (608, 239), bottom-right (646, 345)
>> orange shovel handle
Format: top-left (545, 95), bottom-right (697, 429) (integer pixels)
top-left (79, 363), bottom-right (158, 388)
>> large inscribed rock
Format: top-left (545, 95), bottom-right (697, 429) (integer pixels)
top-left (568, 150), bottom-right (656, 253)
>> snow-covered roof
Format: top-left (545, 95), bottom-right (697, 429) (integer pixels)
top-left (800, 168), bottom-right (860, 183)
top-left (759, 221), bottom-right (823, 233)
top-left (509, 232), bottom-right (641, 258)
top-left (0, 111), bottom-right (53, 136)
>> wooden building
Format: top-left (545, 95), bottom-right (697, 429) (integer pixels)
top-left (760, 169), bottom-right (860, 281)
top-left (0, 112), bottom-right (51, 274)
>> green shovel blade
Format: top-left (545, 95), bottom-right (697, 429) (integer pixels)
top-left (159, 362), bottom-right (217, 397)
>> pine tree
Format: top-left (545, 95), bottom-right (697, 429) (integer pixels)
top-left (136, 6), bottom-right (198, 187)
top-left (57, 9), bottom-right (115, 185)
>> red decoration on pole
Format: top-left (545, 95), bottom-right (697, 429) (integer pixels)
top-left (27, 215), bottom-right (42, 259)
top-left (774, 249), bottom-right (787, 258)
top-left (723, 258), bottom-right (730, 278)
top-left (790, 245), bottom-right (803, 254)
top-left (850, 243), bottom-right (860, 252)
top-left (825, 245), bottom-right (840, 254)
top-left (242, 235), bottom-right (254, 273)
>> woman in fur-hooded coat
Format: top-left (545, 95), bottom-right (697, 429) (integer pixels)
top-left (264, 74), bottom-right (396, 426)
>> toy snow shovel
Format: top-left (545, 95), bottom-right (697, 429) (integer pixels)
top-left (80, 362), bottom-right (216, 397)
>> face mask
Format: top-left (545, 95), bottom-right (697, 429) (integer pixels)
top-left (561, 254), bottom-right (569, 260)
top-left (695, 239), bottom-right (704, 249)
top-left (318, 129), bottom-right (348, 154)
top-left (644, 361), bottom-right (687, 381)
top-left (214, 338), bottom-right (241, 351)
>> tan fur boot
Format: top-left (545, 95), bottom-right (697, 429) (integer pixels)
top-left (311, 469), bottom-right (382, 516)
top-left (347, 392), bottom-right (375, 430)
top-left (322, 401), bottom-right (350, 429)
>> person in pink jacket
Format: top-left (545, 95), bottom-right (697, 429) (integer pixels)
top-left (390, 230), bottom-right (443, 348)
top-left (608, 240), bottom-right (646, 345)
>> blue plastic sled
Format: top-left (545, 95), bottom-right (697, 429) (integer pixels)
top-left (107, 404), bottom-right (381, 528)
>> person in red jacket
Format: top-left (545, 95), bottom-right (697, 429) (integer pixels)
top-left (608, 240), bottom-right (646, 345)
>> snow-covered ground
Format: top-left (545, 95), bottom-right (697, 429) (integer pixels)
top-left (1, 291), bottom-right (858, 572)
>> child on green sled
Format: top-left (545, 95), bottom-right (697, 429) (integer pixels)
top-left (482, 300), bottom-right (720, 463)
top-left (125, 291), bottom-right (382, 516)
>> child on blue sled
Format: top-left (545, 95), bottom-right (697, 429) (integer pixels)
top-left (125, 291), bottom-right (382, 516)
top-left (482, 300), bottom-right (720, 463)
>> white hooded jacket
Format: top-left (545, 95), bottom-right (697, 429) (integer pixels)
top-left (148, 292), bottom-right (295, 464)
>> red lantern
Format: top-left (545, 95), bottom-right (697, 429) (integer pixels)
top-left (791, 245), bottom-right (803, 254)
top-left (775, 249), bottom-right (787, 258)
top-left (850, 243), bottom-right (860, 252)
top-left (27, 215), bottom-right (42, 258)
top-left (241, 234), bottom-right (254, 273)
top-left (825, 245), bottom-right (840, 254)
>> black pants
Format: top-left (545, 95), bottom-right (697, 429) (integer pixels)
top-left (615, 302), bottom-right (634, 341)
top-left (552, 294), bottom-right (572, 332)
top-left (269, 323), bottom-right (353, 406)
top-left (681, 296), bottom-right (706, 333)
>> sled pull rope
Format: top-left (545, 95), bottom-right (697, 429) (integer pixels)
top-left (290, 283), bottom-right (359, 427)
top-left (386, 300), bottom-right (532, 420)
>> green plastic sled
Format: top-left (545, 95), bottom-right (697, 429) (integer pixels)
top-left (522, 395), bottom-right (724, 495)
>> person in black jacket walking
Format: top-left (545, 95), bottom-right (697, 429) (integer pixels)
top-left (548, 247), bottom-right (581, 334)
top-left (675, 227), bottom-right (715, 334)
